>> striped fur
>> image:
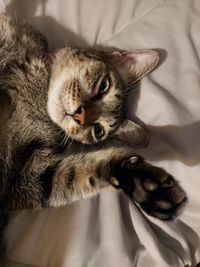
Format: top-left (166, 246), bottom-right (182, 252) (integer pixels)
top-left (0, 13), bottom-right (187, 259)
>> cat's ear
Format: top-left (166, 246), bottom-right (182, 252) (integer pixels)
top-left (113, 120), bottom-right (149, 147)
top-left (109, 49), bottom-right (159, 86)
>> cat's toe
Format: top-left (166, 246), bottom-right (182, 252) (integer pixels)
top-left (137, 170), bottom-right (187, 220)
top-left (140, 179), bottom-right (187, 220)
top-left (111, 157), bottom-right (187, 220)
top-left (110, 155), bottom-right (141, 188)
top-left (121, 156), bottom-right (140, 167)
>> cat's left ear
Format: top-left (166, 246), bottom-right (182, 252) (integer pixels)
top-left (113, 120), bottom-right (149, 147)
top-left (109, 49), bottom-right (159, 86)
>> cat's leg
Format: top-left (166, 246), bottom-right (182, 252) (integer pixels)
top-left (0, 13), bottom-right (47, 61)
top-left (37, 148), bottom-right (187, 220)
top-left (2, 142), bottom-right (134, 210)
top-left (111, 156), bottom-right (187, 220)
top-left (47, 144), bottom-right (135, 207)
top-left (0, 13), bottom-right (16, 42)
top-left (3, 141), bottom-right (187, 220)
top-left (16, 20), bottom-right (48, 55)
top-left (10, 12), bottom-right (48, 52)
top-left (0, 13), bottom-right (17, 68)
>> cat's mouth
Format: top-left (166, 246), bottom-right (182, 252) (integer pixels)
top-left (61, 107), bottom-right (73, 123)
top-left (60, 94), bottom-right (86, 126)
top-left (60, 100), bottom-right (79, 126)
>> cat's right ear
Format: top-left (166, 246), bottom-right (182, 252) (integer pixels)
top-left (113, 119), bottom-right (149, 147)
top-left (109, 49), bottom-right (159, 87)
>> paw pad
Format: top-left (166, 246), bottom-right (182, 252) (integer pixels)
top-left (111, 155), bottom-right (187, 220)
top-left (143, 178), bottom-right (158, 191)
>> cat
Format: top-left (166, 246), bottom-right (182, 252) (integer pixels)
top-left (0, 13), bottom-right (187, 259)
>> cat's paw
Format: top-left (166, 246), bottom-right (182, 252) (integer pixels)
top-left (110, 156), bottom-right (187, 220)
top-left (0, 13), bottom-right (16, 41)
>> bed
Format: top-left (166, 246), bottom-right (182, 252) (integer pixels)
top-left (1, 0), bottom-right (200, 266)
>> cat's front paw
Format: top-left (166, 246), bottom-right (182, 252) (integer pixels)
top-left (110, 156), bottom-right (187, 220)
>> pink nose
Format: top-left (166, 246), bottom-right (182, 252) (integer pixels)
top-left (73, 106), bottom-right (85, 125)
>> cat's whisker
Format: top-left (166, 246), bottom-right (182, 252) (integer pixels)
top-left (60, 134), bottom-right (68, 147)
top-left (124, 88), bottom-right (132, 94)
top-left (67, 139), bottom-right (73, 150)
top-left (63, 135), bottom-right (70, 147)
top-left (121, 86), bottom-right (136, 97)
top-left (58, 129), bottom-right (64, 135)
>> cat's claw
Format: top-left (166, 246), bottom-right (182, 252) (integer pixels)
top-left (121, 156), bottom-right (139, 166)
top-left (111, 156), bottom-right (187, 220)
top-left (110, 156), bottom-right (139, 187)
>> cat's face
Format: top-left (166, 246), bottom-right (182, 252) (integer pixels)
top-left (48, 48), bottom-right (124, 144)
top-left (48, 48), bottom-right (159, 144)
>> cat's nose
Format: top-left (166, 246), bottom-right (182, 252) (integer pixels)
top-left (73, 105), bottom-right (85, 125)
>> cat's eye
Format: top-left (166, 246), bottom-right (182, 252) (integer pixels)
top-left (93, 123), bottom-right (104, 139)
top-left (97, 75), bottom-right (110, 95)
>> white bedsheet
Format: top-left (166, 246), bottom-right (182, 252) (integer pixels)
top-left (1, 0), bottom-right (200, 266)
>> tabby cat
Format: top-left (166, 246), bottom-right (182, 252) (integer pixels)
top-left (0, 13), bottom-right (187, 259)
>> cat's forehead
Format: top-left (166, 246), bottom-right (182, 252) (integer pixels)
top-left (59, 52), bottom-right (113, 88)
top-left (55, 48), bottom-right (109, 75)
top-left (70, 53), bottom-right (108, 75)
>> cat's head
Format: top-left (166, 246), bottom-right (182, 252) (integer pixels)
top-left (47, 48), bottom-right (159, 144)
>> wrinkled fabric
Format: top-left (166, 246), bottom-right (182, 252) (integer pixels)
top-left (0, 0), bottom-right (200, 266)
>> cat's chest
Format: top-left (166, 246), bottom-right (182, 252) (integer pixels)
top-left (1, 57), bottom-right (69, 158)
